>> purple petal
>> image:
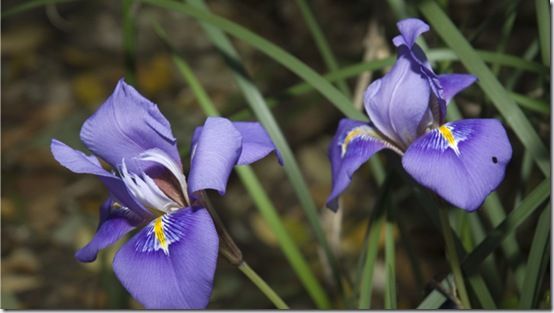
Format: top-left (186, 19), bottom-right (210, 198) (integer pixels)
top-left (364, 50), bottom-right (431, 148)
top-left (75, 198), bottom-right (136, 262)
top-left (192, 121), bottom-right (282, 166)
top-left (188, 117), bottom-right (242, 195)
top-left (113, 207), bottom-right (218, 309)
top-left (402, 119), bottom-right (512, 211)
top-left (327, 118), bottom-right (389, 211)
top-left (392, 18), bottom-right (429, 48)
top-left (79, 79), bottom-right (181, 174)
top-left (51, 139), bottom-right (152, 219)
top-left (438, 74), bottom-right (477, 104)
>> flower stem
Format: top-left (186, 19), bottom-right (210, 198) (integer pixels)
top-left (238, 262), bottom-right (290, 309)
top-left (438, 208), bottom-right (471, 309)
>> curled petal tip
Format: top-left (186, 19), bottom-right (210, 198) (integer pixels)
top-left (394, 18), bottom-right (430, 48)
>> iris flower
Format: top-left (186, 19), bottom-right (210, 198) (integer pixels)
top-left (51, 79), bottom-right (279, 308)
top-left (327, 18), bottom-right (512, 212)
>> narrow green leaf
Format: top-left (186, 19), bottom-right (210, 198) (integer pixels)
top-left (467, 274), bottom-right (497, 309)
top-left (508, 91), bottom-right (550, 115)
top-left (142, 0), bottom-right (366, 121)
top-left (358, 216), bottom-right (384, 309)
top-left (295, 0), bottom-right (351, 97)
top-left (1, 0), bottom-right (77, 19)
top-left (185, 0), bottom-right (339, 306)
top-left (417, 179), bottom-right (550, 308)
top-left (519, 205), bottom-right (551, 308)
top-left (156, 24), bottom-right (331, 309)
top-left (419, 0), bottom-right (550, 176)
top-left (535, 0), bottom-right (551, 66)
top-left (384, 218), bottom-right (397, 309)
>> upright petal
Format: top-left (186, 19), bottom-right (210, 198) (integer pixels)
top-left (192, 120), bottom-right (282, 166)
top-left (51, 139), bottom-right (152, 219)
top-left (327, 119), bottom-right (391, 211)
top-left (113, 207), bottom-right (218, 309)
top-left (392, 18), bottom-right (429, 49)
top-left (402, 119), bottom-right (512, 211)
top-left (80, 79), bottom-right (181, 174)
top-left (75, 198), bottom-right (137, 262)
top-left (188, 117), bottom-right (242, 195)
top-left (438, 74), bottom-right (477, 104)
top-left (364, 49), bottom-right (431, 148)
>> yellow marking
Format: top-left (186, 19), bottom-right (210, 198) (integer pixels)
top-left (341, 127), bottom-right (374, 157)
top-left (154, 217), bottom-right (168, 253)
top-left (439, 125), bottom-right (460, 155)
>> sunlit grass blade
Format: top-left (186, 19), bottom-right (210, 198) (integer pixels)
top-left (417, 179), bottom-right (550, 308)
top-left (1, 0), bottom-right (77, 19)
top-left (185, 0), bottom-right (340, 304)
top-left (419, 0), bottom-right (550, 176)
top-left (142, 0), bottom-right (366, 121)
top-left (535, 0), bottom-right (550, 66)
top-left (154, 24), bottom-right (327, 309)
top-left (519, 206), bottom-right (551, 308)
top-left (295, 0), bottom-right (351, 97)
top-left (123, 0), bottom-right (136, 85)
top-left (508, 91), bottom-right (550, 115)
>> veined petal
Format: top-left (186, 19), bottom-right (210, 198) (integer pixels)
top-left (113, 207), bottom-right (218, 309)
top-left (364, 49), bottom-right (431, 148)
top-left (75, 198), bottom-right (137, 262)
top-left (438, 74), bottom-right (477, 104)
top-left (327, 119), bottom-right (391, 211)
top-left (192, 121), bottom-right (282, 166)
top-left (188, 117), bottom-right (242, 195)
top-left (80, 79), bottom-right (181, 174)
top-left (402, 119), bottom-right (512, 211)
top-left (392, 18), bottom-right (429, 49)
top-left (51, 139), bottom-right (152, 219)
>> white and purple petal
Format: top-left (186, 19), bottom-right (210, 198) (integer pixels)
top-left (79, 79), bottom-right (181, 174)
top-left (364, 50), bottom-right (432, 148)
top-left (51, 139), bottom-right (152, 219)
top-left (113, 207), bottom-right (218, 309)
top-left (327, 119), bottom-right (391, 211)
top-left (75, 198), bottom-right (137, 262)
top-left (402, 119), bottom-right (512, 211)
top-left (188, 117), bottom-right (242, 195)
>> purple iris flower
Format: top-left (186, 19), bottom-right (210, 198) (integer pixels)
top-left (327, 18), bottom-right (512, 212)
top-left (51, 79), bottom-right (279, 309)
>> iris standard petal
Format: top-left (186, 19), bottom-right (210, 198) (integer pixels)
top-left (327, 118), bottom-right (389, 211)
top-left (364, 49), bottom-right (431, 147)
top-left (79, 79), bottom-right (180, 174)
top-left (75, 198), bottom-right (136, 262)
top-left (51, 139), bottom-right (152, 219)
top-left (402, 119), bottom-right (512, 211)
top-left (113, 207), bottom-right (218, 309)
top-left (438, 74), bottom-right (477, 104)
top-left (188, 117), bottom-right (242, 195)
top-left (392, 18), bottom-right (430, 49)
top-left (192, 121), bottom-right (281, 166)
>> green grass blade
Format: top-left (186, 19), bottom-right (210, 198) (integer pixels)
top-left (142, 0), bottom-right (366, 121)
top-left (1, 0), bottom-right (77, 19)
top-left (158, 25), bottom-right (331, 308)
top-left (417, 179), bottom-right (550, 308)
top-left (384, 217), bottom-right (397, 309)
top-left (467, 274), bottom-right (497, 309)
top-left (519, 205), bottom-right (551, 308)
top-left (535, 0), bottom-right (551, 66)
top-left (463, 179), bottom-right (550, 273)
top-left (358, 216), bottom-right (384, 309)
top-left (508, 91), bottom-right (550, 115)
top-left (123, 0), bottom-right (137, 85)
top-left (181, 1), bottom-right (336, 307)
top-left (419, 0), bottom-right (550, 176)
top-left (295, 0), bottom-right (351, 97)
